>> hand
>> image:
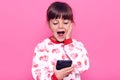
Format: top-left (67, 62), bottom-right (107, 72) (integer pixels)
top-left (66, 25), bottom-right (72, 40)
top-left (53, 65), bottom-right (74, 80)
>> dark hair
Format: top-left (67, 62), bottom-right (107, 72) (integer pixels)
top-left (47, 1), bottom-right (74, 22)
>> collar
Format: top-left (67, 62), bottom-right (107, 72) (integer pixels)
top-left (49, 36), bottom-right (72, 45)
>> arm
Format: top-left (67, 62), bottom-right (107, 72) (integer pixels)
top-left (31, 43), bottom-right (53, 80)
top-left (63, 40), bottom-right (90, 73)
top-left (65, 25), bottom-right (89, 74)
top-left (32, 42), bottom-right (74, 80)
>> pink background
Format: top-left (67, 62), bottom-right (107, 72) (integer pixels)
top-left (0, 0), bottom-right (120, 80)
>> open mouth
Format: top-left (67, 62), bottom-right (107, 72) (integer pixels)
top-left (57, 31), bottom-right (65, 35)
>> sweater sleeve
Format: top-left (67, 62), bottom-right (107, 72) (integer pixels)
top-left (31, 43), bottom-right (54, 80)
top-left (63, 39), bottom-right (90, 73)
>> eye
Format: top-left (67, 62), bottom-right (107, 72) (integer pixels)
top-left (51, 20), bottom-right (58, 25)
top-left (63, 20), bottom-right (69, 24)
top-left (53, 22), bottom-right (58, 25)
top-left (64, 22), bottom-right (69, 24)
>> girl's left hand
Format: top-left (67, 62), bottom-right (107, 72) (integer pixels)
top-left (66, 25), bottom-right (72, 40)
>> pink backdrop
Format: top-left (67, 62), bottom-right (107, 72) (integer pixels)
top-left (0, 0), bottom-right (120, 80)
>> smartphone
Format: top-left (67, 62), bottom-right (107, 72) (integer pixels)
top-left (56, 60), bottom-right (72, 70)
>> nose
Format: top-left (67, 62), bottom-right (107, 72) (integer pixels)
top-left (58, 23), bottom-right (63, 29)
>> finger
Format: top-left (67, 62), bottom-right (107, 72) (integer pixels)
top-left (66, 67), bottom-right (74, 72)
top-left (64, 68), bottom-right (74, 76)
top-left (68, 26), bottom-right (72, 34)
top-left (63, 66), bottom-right (74, 72)
top-left (69, 24), bottom-right (72, 32)
top-left (53, 64), bottom-right (56, 71)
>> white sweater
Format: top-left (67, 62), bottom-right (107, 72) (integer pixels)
top-left (32, 38), bottom-right (89, 80)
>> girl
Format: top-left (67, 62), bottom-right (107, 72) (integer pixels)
top-left (32, 1), bottom-right (89, 80)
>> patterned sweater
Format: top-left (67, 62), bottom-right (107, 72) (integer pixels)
top-left (32, 37), bottom-right (89, 80)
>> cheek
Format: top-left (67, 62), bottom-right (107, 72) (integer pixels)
top-left (50, 27), bottom-right (57, 33)
top-left (49, 24), bottom-right (55, 31)
top-left (65, 25), bottom-right (70, 31)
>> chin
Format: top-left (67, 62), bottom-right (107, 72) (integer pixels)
top-left (56, 38), bottom-right (65, 42)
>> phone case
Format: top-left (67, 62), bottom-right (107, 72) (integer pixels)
top-left (56, 60), bottom-right (72, 70)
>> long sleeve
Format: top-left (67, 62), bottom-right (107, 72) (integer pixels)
top-left (63, 39), bottom-right (90, 74)
top-left (31, 38), bottom-right (89, 80)
top-left (31, 42), bottom-right (54, 80)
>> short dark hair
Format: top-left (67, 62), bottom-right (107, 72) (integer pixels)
top-left (47, 1), bottom-right (74, 22)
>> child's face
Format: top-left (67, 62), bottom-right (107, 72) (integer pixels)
top-left (49, 18), bottom-right (72, 42)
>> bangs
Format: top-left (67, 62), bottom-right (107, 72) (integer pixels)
top-left (48, 9), bottom-right (73, 20)
top-left (47, 2), bottom-right (73, 22)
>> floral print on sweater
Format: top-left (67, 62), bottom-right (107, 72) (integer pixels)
top-left (32, 38), bottom-right (89, 80)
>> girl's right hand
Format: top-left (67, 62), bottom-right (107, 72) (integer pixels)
top-left (53, 65), bottom-right (74, 80)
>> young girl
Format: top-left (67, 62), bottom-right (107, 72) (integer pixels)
top-left (32, 1), bottom-right (89, 80)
